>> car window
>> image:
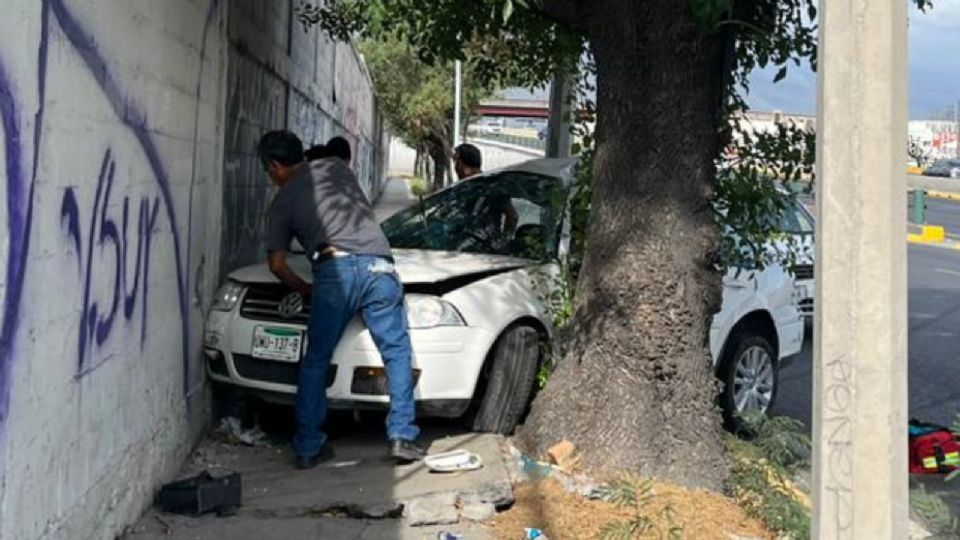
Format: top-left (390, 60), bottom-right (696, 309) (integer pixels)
top-left (760, 199), bottom-right (815, 235)
top-left (781, 200), bottom-right (814, 234)
top-left (382, 172), bottom-right (565, 260)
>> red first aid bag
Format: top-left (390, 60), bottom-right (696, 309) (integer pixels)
top-left (909, 419), bottom-right (960, 474)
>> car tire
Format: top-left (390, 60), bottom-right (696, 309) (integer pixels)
top-left (718, 331), bottom-right (779, 432)
top-left (466, 325), bottom-right (541, 435)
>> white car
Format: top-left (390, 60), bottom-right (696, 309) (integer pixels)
top-left (204, 159), bottom-right (804, 433)
top-left (772, 196), bottom-right (815, 321)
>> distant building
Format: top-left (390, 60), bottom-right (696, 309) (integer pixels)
top-left (909, 120), bottom-right (958, 161)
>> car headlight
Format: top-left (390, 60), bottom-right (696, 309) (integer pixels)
top-left (405, 295), bottom-right (465, 329)
top-left (212, 281), bottom-right (245, 312)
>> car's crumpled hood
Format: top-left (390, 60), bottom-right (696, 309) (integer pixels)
top-left (226, 248), bottom-right (533, 285)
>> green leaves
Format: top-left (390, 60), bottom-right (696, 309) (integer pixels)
top-left (296, 0), bottom-right (582, 90)
top-left (773, 66), bottom-right (788, 83)
top-left (911, 486), bottom-right (960, 538)
top-left (596, 476), bottom-right (682, 540)
top-left (713, 118), bottom-right (815, 273)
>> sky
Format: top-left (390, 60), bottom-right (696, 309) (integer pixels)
top-left (750, 2), bottom-right (960, 119)
top-left (502, 2), bottom-right (960, 120)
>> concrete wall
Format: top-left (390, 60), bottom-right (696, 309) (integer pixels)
top-left (0, 1), bottom-right (385, 539)
top-left (220, 0), bottom-right (388, 276)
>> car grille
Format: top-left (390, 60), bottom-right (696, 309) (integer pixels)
top-left (240, 284), bottom-right (311, 324)
top-left (799, 298), bottom-right (814, 317)
top-left (233, 354), bottom-right (336, 387)
top-left (791, 264), bottom-right (814, 281)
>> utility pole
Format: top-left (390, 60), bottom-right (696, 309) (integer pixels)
top-left (813, 0), bottom-right (908, 536)
top-left (546, 70), bottom-right (573, 158)
top-left (453, 60), bottom-right (462, 148)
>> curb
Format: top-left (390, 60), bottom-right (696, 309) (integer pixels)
top-left (907, 225), bottom-right (946, 244)
top-left (926, 190), bottom-right (960, 201)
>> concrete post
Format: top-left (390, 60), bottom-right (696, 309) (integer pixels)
top-left (813, 0), bottom-right (908, 537)
top-left (546, 71), bottom-right (573, 159)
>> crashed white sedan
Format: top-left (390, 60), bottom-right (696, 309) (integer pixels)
top-left (204, 159), bottom-right (804, 433)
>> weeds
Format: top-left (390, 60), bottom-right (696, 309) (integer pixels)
top-left (725, 413), bottom-right (811, 539)
top-left (407, 176), bottom-right (429, 197)
top-left (912, 486), bottom-right (960, 539)
top-left (596, 476), bottom-right (683, 540)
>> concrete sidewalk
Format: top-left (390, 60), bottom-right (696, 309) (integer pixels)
top-left (122, 427), bottom-right (508, 539)
top-left (375, 178), bottom-right (417, 223)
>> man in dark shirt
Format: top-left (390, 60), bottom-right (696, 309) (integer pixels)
top-left (454, 144), bottom-right (518, 249)
top-left (257, 130), bottom-right (424, 468)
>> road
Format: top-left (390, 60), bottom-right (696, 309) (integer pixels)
top-left (925, 197), bottom-right (960, 237)
top-left (773, 241), bottom-right (960, 428)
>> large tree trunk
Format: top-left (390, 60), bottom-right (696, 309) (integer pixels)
top-left (522, 1), bottom-right (731, 489)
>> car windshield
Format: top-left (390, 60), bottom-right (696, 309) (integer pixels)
top-left (382, 171), bottom-right (566, 260)
top-left (933, 159), bottom-right (960, 168)
top-left (777, 199), bottom-right (815, 235)
top-left (757, 198), bottom-right (815, 235)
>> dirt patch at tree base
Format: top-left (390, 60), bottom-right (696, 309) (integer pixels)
top-left (490, 477), bottom-right (772, 539)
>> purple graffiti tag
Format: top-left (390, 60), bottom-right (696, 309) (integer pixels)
top-left (60, 189), bottom-right (82, 271)
top-left (63, 149), bottom-right (166, 377)
top-left (139, 198), bottom-right (160, 346)
top-left (0, 57), bottom-right (25, 428)
top-left (121, 197), bottom-right (159, 329)
top-left (0, 0), bottom-right (222, 427)
top-left (47, 0), bottom-right (190, 390)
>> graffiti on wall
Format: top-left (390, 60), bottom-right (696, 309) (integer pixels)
top-left (220, 51), bottom-right (286, 276)
top-left (0, 0), bottom-right (222, 426)
top-left (60, 151), bottom-right (163, 376)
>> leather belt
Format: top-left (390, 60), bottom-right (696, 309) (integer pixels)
top-left (311, 247), bottom-right (350, 263)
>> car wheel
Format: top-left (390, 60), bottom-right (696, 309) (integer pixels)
top-left (718, 332), bottom-right (779, 431)
top-left (466, 325), bottom-right (541, 435)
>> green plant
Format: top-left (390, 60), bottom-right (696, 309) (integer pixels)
top-left (713, 121), bottom-right (816, 274)
top-left (725, 414), bottom-right (812, 539)
top-left (912, 486), bottom-right (960, 539)
top-left (597, 476), bottom-right (683, 540)
top-left (407, 176), bottom-right (429, 197)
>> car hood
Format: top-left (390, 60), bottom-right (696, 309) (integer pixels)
top-left (226, 249), bottom-right (534, 285)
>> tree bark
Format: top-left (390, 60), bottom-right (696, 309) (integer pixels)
top-left (427, 141), bottom-right (448, 192)
top-left (521, 0), bottom-right (731, 489)
top-left (414, 147), bottom-right (424, 178)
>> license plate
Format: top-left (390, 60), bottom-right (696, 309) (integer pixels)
top-left (252, 326), bottom-right (303, 362)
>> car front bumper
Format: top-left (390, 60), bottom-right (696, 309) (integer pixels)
top-left (204, 310), bottom-right (497, 416)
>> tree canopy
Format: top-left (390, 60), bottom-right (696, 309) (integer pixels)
top-left (359, 35), bottom-right (491, 189)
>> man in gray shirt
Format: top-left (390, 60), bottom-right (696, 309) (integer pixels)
top-left (257, 130), bottom-right (424, 468)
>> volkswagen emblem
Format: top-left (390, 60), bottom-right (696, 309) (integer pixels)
top-left (277, 293), bottom-right (304, 319)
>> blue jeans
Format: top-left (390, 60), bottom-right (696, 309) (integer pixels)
top-left (294, 255), bottom-right (420, 458)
